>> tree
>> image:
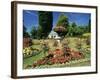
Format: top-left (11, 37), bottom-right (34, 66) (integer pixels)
top-left (56, 13), bottom-right (69, 28)
top-left (74, 27), bottom-right (84, 36)
top-left (66, 22), bottom-right (77, 36)
top-left (88, 19), bottom-right (91, 32)
top-left (30, 26), bottom-right (37, 39)
top-left (71, 22), bottom-right (82, 36)
top-left (72, 22), bottom-right (77, 28)
top-left (83, 19), bottom-right (91, 33)
top-left (66, 25), bottom-right (74, 36)
top-left (66, 22), bottom-right (84, 37)
top-left (54, 13), bottom-right (69, 37)
top-left (23, 25), bottom-right (30, 38)
top-left (54, 26), bottom-right (66, 37)
top-left (37, 26), bottom-right (43, 39)
top-left (38, 11), bottom-right (53, 38)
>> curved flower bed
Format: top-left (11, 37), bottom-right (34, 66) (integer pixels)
top-left (32, 48), bottom-right (84, 68)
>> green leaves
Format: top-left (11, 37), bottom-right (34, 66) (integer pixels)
top-left (54, 13), bottom-right (68, 37)
top-left (23, 25), bottom-right (30, 38)
top-left (30, 26), bottom-right (37, 39)
top-left (56, 13), bottom-right (68, 27)
top-left (38, 11), bottom-right (53, 38)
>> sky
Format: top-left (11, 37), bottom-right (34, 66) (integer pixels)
top-left (23, 10), bottom-right (91, 32)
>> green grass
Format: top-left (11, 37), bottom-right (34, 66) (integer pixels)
top-left (23, 51), bottom-right (48, 69)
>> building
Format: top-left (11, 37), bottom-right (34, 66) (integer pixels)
top-left (48, 30), bottom-right (61, 39)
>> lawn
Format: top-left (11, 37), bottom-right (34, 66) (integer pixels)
top-left (23, 51), bottom-right (48, 69)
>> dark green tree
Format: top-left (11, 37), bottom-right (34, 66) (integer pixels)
top-left (23, 25), bottom-right (30, 38)
top-left (72, 22), bottom-right (77, 28)
top-left (88, 19), bottom-right (91, 32)
top-left (37, 26), bottom-right (43, 39)
top-left (38, 11), bottom-right (53, 38)
top-left (30, 26), bottom-right (37, 39)
top-left (84, 19), bottom-right (91, 33)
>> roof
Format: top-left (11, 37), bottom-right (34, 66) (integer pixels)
top-left (48, 30), bottom-right (58, 36)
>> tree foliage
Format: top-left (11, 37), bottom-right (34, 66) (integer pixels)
top-left (66, 22), bottom-right (85, 37)
top-left (29, 12), bottom-right (91, 38)
top-left (30, 26), bottom-right (37, 39)
top-left (37, 26), bottom-right (43, 39)
top-left (23, 25), bottom-right (30, 38)
top-left (56, 13), bottom-right (69, 28)
top-left (87, 19), bottom-right (91, 32)
top-left (38, 11), bottom-right (53, 38)
top-left (54, 13), bottom-right (69, 37)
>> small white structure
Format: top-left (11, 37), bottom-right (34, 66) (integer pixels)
top-left (48, 30), bottom-right (61, 47)
top-left (48, 30), bottom-right (61, 39)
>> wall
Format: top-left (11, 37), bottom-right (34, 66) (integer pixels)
top-left (0, 0), bottom-right (100, 80)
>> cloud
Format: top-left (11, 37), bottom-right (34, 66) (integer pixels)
top-left (25, 10), bottom-right (38, 17)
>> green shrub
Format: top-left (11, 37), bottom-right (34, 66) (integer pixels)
top-left (82, 33), bottom-right (91, 38)
top-left (32, 40), bottom-right (41, 45)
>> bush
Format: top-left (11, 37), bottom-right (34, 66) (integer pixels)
top-left (82, 33), bottom-right (91, 38)
top-left (23, 47), bottom-right (41, 58)
top-left (32, 40), bottom-right (41, 45)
